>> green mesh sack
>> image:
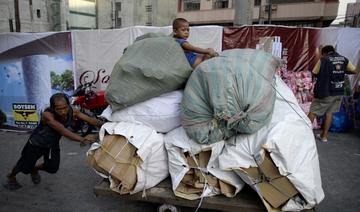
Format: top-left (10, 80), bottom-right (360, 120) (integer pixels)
top-left (181, 49), bottom-right (281, 144)
top-left (134, 32), bottom-right (169, 42)
top-left (105, 33), bottom-right (192, 111)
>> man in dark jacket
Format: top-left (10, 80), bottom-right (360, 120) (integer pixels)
top-left (308, 45), bottom-right (357, 142)
top-left (3, 93), bottom-right (104, 190)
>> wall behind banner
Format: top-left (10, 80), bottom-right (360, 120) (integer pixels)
top-left (0, 32), bottom-right (74, 129)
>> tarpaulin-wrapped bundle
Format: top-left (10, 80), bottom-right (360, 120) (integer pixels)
top-left (218, 76), bottom-right (324, 211)
top-left (101, 90), bottom-right (183, 133)
top-left (105, 33), bottom-right (192, 111)
top-left (181, 49), bottom-right (281, 144)
top-left (164, 127), bottom-right (244, 200)
top-left (87, 122), bottom-right (168, 195)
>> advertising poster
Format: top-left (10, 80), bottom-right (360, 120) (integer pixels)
top-left (0, 32), bottom-right (73, 129)
top-left (12, 103), bottom-right (38, 128)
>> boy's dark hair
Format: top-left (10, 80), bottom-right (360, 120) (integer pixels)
top-left (172, 18), bottom-right (188, 29)
top-left (50, 93), bottom-right (70, 109)
top-left (321, 45), bottom-right (335, 55)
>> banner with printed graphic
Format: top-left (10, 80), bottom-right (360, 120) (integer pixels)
top-left (0, 32), bottom-right (73, 129)
top-left (223, 26), bottom-right (360, 72)
top-left (223, 26), bottom-right (360, 89)
top-left (223, 26), bottom-right (321, 72)
top-left (1, 26), bottom-right (359, 130)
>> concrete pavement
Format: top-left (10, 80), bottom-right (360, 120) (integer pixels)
top-left (0, 129), bottom-right (359, 212)
top-left (0, 130), bottom-right (157, 212)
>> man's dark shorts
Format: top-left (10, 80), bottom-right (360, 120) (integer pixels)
top-left (15, 140), bottom-right (60, 174)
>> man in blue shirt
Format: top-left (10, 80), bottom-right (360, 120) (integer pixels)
top-left (173, 18), bottom-right (217, 68)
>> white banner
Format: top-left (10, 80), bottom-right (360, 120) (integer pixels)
top-left (337, 28), bottom-right (360, 68)
top-left (72, 25), bottom-right (223, 91)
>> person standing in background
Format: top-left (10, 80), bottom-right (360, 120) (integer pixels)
top-left (308, 45), bottom-right (358, 142)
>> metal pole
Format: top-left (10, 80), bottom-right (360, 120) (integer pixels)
top-left (258, 0), bottom-right (267, 24)
top-left (95, 0), bottom-right (98, 29)
top-left (268, 0), bottom-right (272, 24)
top-left (14, 0), bottom-right (20, 32)
top-left (234, 0), bottom-right (253, 26)
top-left (9, 19), bottom-right (14, 32)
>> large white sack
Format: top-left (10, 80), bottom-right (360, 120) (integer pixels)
top-left (164, 127), bottom-right (244, 199)
top-left (94, 121), bottom-right (168, 194)
top-left (219, 75), bottom-right (324, 210)
top-left (101, 90), bottom-right (182, 133)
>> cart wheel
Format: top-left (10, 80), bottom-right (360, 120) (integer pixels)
top-left (158, 204), bottom-right (179, 212)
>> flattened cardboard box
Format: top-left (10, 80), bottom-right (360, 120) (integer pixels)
top-left (242, 151), bottom-right (298, 209)
top-left (92, 134), bottom-right (140, 194)
top-left (175, 150), bottom-right (236, 200)
top-left (87, 149), bottom-right (108, 176)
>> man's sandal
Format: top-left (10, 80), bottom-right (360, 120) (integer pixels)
top-left (316, 134), bottom-right (328, 142)
top-left (31, 171), bottom-right (41, 184)
top-left (3, 179), bottom-right (22, 190)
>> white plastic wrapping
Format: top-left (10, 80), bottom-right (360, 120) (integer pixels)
top-left (94, 121), bottom-right (168, 194)
top-left (101, 90), bottom-right (183, 133)
top-left (219, 76), bottom-right (324, 210)
top-left (164, 127), bottom-right (244, 199)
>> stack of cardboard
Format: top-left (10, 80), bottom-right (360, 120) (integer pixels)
top-left (175, 149), bottom-right (236, 200)
top-left (237, 151), bottom-right (299, 211)
top-left (87, 134), bottom-right (142, 194)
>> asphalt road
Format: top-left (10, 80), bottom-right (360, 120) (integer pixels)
top-left (0, 129), bottom-right (359, 212)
